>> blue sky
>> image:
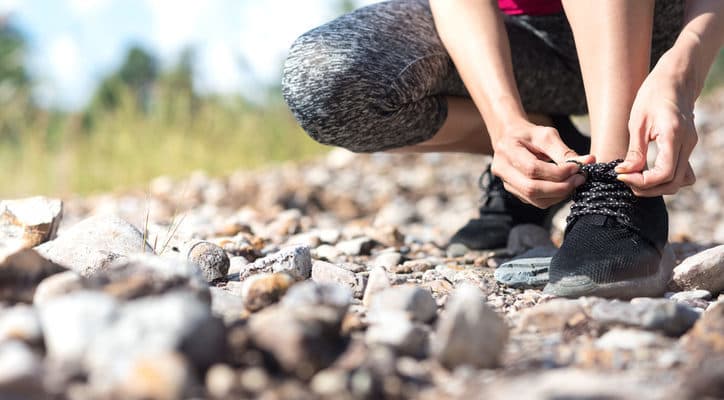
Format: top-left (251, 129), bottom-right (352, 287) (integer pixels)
top-left (0, 0), bottom-right (379, 110)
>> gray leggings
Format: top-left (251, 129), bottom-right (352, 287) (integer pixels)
top-left (282, 0), bottom-right (683, 153)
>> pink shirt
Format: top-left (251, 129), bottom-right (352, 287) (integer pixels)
top-left (498, 0), bottom-right (563, 15)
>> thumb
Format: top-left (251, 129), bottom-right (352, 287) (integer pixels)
top-left (539, 128), bottom-right (594, 166)
top-left (616, 124), bottom-right (648, 173)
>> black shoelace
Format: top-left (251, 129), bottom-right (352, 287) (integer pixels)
top-left (567, 159), bottom-right (637, 229)
top-left (478, 166), bottom-right (506, 206)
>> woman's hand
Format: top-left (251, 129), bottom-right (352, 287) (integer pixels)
top-left (490, 120), bottom-right (594, 208)
top-left (615, 52), bottom-right (698, 196)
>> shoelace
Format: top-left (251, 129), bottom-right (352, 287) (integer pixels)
top-left (478, 166), bottom-right (506, 206)
top-left (567, 159), bottom-right (637, 229)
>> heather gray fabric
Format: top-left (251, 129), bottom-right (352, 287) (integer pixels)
top-left (282, 0), bottom-right (683, 153)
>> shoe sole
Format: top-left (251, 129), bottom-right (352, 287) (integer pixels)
top-left (542, 244), bottom-right (675, 299)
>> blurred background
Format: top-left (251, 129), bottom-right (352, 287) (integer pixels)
top-left (0, 0), bottom-right (722, 197)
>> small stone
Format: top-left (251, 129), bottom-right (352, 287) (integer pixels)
top-left (372, 252), bottom-right (403, 269)
top-left (38, 291), bottom-right (118, 365)
top-left (363, 267), bottom-right (391, 308)
top-left (242, 272), bottom-right (296, 312)
top-left (446, 243), bottom-right (468, 258)
top-left (590, 298), bottom-right (700, 336)
top-left (227, 256), bottom-right (248, 278)
top-left (281, 281), bottom-right (352, 319)
top-left (312, 260), bottom-right (365, 298)
top-left (112, 352), bottom-right (192, 400)
top-left (0, 340), bottom-right (42, 389)
top-left (206, 363), bottom-right (237, 399)
top-left (673, 244), bottom-right (724, 293)
top-left (0, 248), bottom-right (66, 304)
top-left (239, 367), bottom-right (269, 393)
top-left (35, 215), bottom-right (152, 277)
top-left (369, 286), bottom-right (437, 323)
top-left (186, 241), bottom-right (230, 282)
top-left (366, 311), bottom-right (428, 357)
top-left (390, 259), bottom-right (434, 274)
top-left (336, 237), bottom-right (375, 256)
top-left (311, 369), bottom-right (348, 397)
top-left (670, 289), bottom-right (712, 302)
top-left (314, 244), bottom-right (341, 261)
top-left (433, 284), bottom-right (508, 369)
top-left (33, 270), bottom-right (86, 305)
top-left (0, 196), bottom-right (63, 249)
top-left (0, 305), bottom-right (41, 344)
top-left (506, 224), bottom-right (554, 256)
top-left (209, 287), bottom-right (245, 324)
top-left (594, 328), bottom-right (663, 350)
top-left (246, 245), bottom-right (312, 279)
top-left (517, 298), bottom-right (587, 333)
top-left (494, 257), bottom-right (550, 288)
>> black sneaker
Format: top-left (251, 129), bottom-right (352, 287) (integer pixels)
top-left (448, 115), bottom-right (590, 251)
top-left (543, 160), bottom-right (672, 299)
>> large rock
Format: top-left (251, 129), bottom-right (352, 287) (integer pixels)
top-left (673, 244), bottom-right (724, 294)
top-left (369, 286), bottom-right (437, 323)
top-left (311, 260), bottom-right (365, 298)
top-left (35, 215), bottom-right (153, 277)
top-left (590, 298), bottom-right (700, 337)
top-left (432, 285), bottom-right (508, 369)
top-left (243, 245), bottom-right (312, 280)
top-left (0, 248), bottom-right (66, 304)
top-left (0, 196), bottom-right (62, 249)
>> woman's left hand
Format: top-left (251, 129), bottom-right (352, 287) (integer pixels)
top-left (615, 55), bottom-right (698, 196)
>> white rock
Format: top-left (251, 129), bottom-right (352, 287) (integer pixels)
top-left (369, 286), bottom-right (437, 323)
top-left (366, 311), bottom-right (428, 357)
top-left (372, 252), bottom-right (403, 269)
top-left (247, 245), bottom-right (312, 279)
top-left (673, 244), bottom-right (724, 294)
top-left (33, 270), bottom-right (85, 305)
top-left (0, 196), bottom-right (63, 249)
top-left (312, 260), bottom-right (365, 298)
top-left (0, 305), bottom-right (41, 344)
top-left (595, 328), bottom-right (662, 350)
top-left (362, 267), bottom-right (391, 308)
top-left (0, 340), bottom-right (42, 387)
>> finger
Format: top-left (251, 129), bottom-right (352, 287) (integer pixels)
top-left (503, 166), bottom-right (583, 206)
top-left (619, 135), bottom-right (680, 189)
top-left (530, 127), bottom-right (587, 165)
top-left (510, 147), bottom-right (583, 182)
top-left (616, 119), bottom-right (649, 173)
top-left (631, 162), bottom-right (695, 197)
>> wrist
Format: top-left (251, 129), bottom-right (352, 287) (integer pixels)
top-left (482, 97), bottom-right (529, 142)
top-left (657, 31), bottom-right (705, 105)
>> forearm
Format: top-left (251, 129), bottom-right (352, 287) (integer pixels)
top-left (660, 0), bottom-right (724, 106)
top-left (429, 0), bottom-right (526, 143)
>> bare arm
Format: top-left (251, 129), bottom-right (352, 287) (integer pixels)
top-left (430, 0), bottom-right (590, 208)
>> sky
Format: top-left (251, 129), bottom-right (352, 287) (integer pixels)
top-left (0, 0), bottom-right (379, 110)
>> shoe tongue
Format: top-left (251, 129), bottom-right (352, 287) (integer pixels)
top-left (577, 214), bottom-right (623, 227)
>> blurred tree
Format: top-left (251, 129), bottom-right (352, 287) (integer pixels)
top-left (155, 47), bottom-right (198, 121)
top-left (0, 17), bottom-right (34, 142)
top-left (336, 0), bottom-right (356, 14)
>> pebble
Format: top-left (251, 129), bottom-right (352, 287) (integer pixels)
top-left (362, 267), bottom-right (391, 308)
top-left (506, 224), bottom-right (554, 256)
top-left (35, 215), bottom-right (153, 277)
top-left (0, 340), bottom-right (42, 388)
top-left (209, 287), bottom-right (246, 324)
top-left (311, 368), bottom-right (349, 397)
top-left (242, 272), bottom-right (296, 312)
top-left (186, 241), bottom-right (230, 282)
top-left (432, 284), bottom-right (508, 369)
top-left (372, 252), bottom-right (403, 269)
top-left (669, 289), bottom-right (712, 302)
top-left (246, 245), bottom-right (312, 280)
top-left (494, 257), bottom-right (550, 288)
top-left (206, 363), bottom-right (237, 398)
top-left (33, 271), bottom-right (86, 305)
top-left (281, 281), bottom-right (352, 319)
top-left (369, 286), bottom-right (437, 323)
top-left (336, 237), bottom-right (375, 256)
top-left (314, 244), bottom-right (341, 261)
top-left (0, 305), bottom-right (42, 344)
top-left (311, 260), bottom-right (366, 298)
top-left (446, 243), bottom-right (468, 258)
top-left (366, 311), bottom-right (428, 357)
top-left (0, 248), bottom-right (66, 303)
top-left (109, 351), bottom-right (192, 400)
top-left (673, 244), bottom-right (724, 294)
top-left (590, 298), bottom-right (700, 337)
top-left (594, 328), bottom-right (663, 350)
top-left (517, 298), bottom-right (587, 333)
top-left (0, 196), bottom-right (63, 249)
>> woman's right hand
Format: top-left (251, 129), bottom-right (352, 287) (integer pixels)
top-left (490, 121), bottom-right (594, 208)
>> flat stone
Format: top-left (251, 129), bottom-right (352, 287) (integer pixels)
top-left (506, 224), bottom-right (554, 256)
top-left (312, 260), bottom-right (365, 298)
top-left (362, 267), bottom-right (390, 308)
top-left (244, 245), bottom-right (312, 280)
top-left (494, 257), bottom-right (550, 288)
top-left (595, 328), bottom-right (663, 350)
top-left (35, 215), bottom-right (152, 277)
top-left (366, 311), bottom-right (428, 357)
top-left (669, 289), bottom-right (712, 302)
top-left (590, 298), bottom-right (700, 336)
top-left (0, 196), bottom-right (63, 249)
top-left (0, 305), bottom-right (41, 344)
top-left (186, 241), bottom-right (230, 282)
top-left (432, 284), bottom-right (508, 369)
top-left (0, 248), bottom-right (66, 304)
top-left (336, 237), bottom-right (375, 256)
top-left (372, 252), bottom-right (403, 270)
top-left (369, 286), bottom-right (437, 323)
top-left (242, 272), bottom-right (296, 312)
top-left (673, 244), bottom-right (724, 293)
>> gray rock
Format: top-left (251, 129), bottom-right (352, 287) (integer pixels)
top-left (186, 241), bottom-right (230, 282)
top-left (363, 267), bottom-right (390, 308)
top-left (366, 311), bottom-right (428, 357)
top-left (35, 215), bottom-right (152, 277)
top-left (0, 305), bottom-right (41, 344)
top-left (372, 252), bottom-right (403, 269)
top-left (494, 257), bottom-right (550, 288)
top-left (0, 340), bottom-right (42, 391)
top-left (0, 248), bottom-right (66, 304)
top-left (673, 244), bottom-right (724, 294)
top-left (245, 245), bottom-right (312, 279)
top-left (506, 224), bottom-right (554, 256)
top-left (595, 328), bottom-right (663, 350)
top-left (206, 363), bottom-right (238, 399)
top-left (85, 292), bottom-right (225, 380)
top-left (0, 196), bottom-right (62, 249)
top-left (590, 298), bottom-right (700, 336)
top-left (369, 286), bottom-right (437, 323)
top-left (311, 369), bottom-right (349, 397)
top-left (336, 237), bottom-right (375, 256)
top-left (32, 270), bottom-right (86, 305)
top-left (209, 287), bottom-right (246, 324)
top-left (281, 281), bottom-right (352, 319)
top-left (38, 291), bottom-right (118, 365)
top-left (312, 260), bottom-right (366, 298)
top-left (433, 284), bottom-right (508, 369)
top-left (446, 243), bottom-right (468, 258)
top-left (85, 254), bottom-right (210, 302)
top-left (669, 289), bottom-right (712, 302)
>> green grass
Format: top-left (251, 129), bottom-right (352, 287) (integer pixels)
top-left (0, 92), bottom-right (327, 197)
